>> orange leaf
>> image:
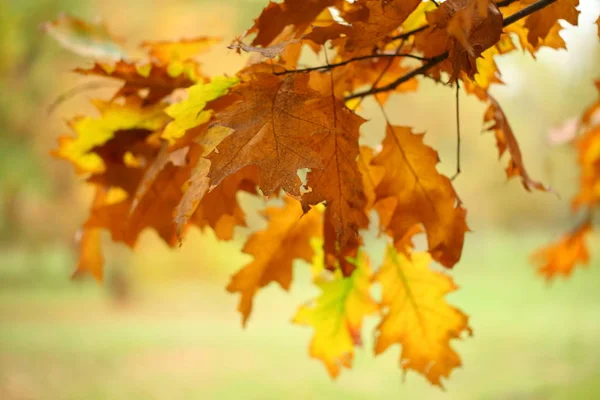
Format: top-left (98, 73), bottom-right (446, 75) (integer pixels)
top-left (372, 125), bottom-right (468, 268)
top-left (532, 223), bottom-right (591, 281)
top-left (248, 0), bottom-right (340, 47)
top-left (227, 197), bottom-right (322, 325)
top-left (572, 125), bottom-right (600, 209)
top-left (73, 227), bottom-right (104, 282)
top-left (523, 0), bottom-right (579, 48)
top-left (344, 0), bottom-right (422, 50)
top-left (484, 95), bottom-right (550, 192)
top-left (75, 60), bottom-right (196, 103)
top-left (375, 247), bottom-right (472, 387)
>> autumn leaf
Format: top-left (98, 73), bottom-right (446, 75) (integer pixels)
top-left (44, 13), bottom-right (126, 60)
top-left (207, 71), bottom-right (329, 197)
top-left (227, 197), bottom-right (322, 325)
top-left (483, 95), bottom-right (550, 192)
top-left (421, 0), bottom-right (503, 80)
top-left (301, 80), bottom-right (368, 256)
top-left (131, 143), bottom-right (188, 215)
top-left (247, 0), bottom-right (339, 47)
top-left (141, 37), bottom-right (220, 63)
top-left (372, 125), bottom-right (468, 268)
top-left (162, 76), bottom-right (239, 143)
top-left (375, 247), bottom-right (472, 387)
top-left (53, 97), bottom-right (169, 174)
top-left (532, 222), bottom-right (592, 281)
top-left (344, 0), bottom-right (422, 50)
top-left (293, 252), bottom-right (378, 378)
top-left (523, 0), bottom-right (579, 47)
top-left (74, 60), bottom-right (197, 103)
top-left (172, 125), bottom-right (237, 233)
top-left (187, 166), bottom-right (259, 240)
top-left (73, 227), bottom-right (104, 281)
top-left (572, 125), bottom-right (600, 209)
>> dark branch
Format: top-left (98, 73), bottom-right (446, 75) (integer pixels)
top-left (388, 25), bottom-right (428, 42)
top-left (345, 52), bottom-right (448, 101)
top-left (273, 52), bottom-right (430, 75)
top-left (503, 0), bottom-right (556, 26)
top-left (345, 0), bottom-right (558, 101)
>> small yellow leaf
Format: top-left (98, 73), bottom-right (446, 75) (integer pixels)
top-left (293, 253), bottom-right (378, 378)
top-left (162, 76), bottom-right (239, 143)
top-left (54, 99), bottom-right (169, 173)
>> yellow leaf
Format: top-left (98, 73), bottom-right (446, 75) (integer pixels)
top-left (54, 99), bottom-right (169, 174)
top-left (293, 253), bottom-right (378, 378)
top-left (375, 247), bottom-right (471, 387)
top-left (162, 76), bottom-right (239, 143)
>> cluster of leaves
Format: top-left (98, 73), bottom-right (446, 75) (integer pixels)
top-left (46, 0), bottom-right (596, 387)
top-left (532, 81), bottom-right (600, 280)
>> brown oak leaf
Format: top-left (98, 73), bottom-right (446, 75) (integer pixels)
top-left (372, 125), bottom-right (468, 268)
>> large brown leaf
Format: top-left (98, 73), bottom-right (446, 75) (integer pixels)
top-left (207, 72), bottom-right (330, 197)
top-left (372, 125), bottom-right (468, 268)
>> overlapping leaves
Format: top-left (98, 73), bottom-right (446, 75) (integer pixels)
top-left (46, 0), bottom-right (593, 387)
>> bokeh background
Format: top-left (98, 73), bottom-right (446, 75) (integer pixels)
top-left (1, 1), bottom-right (599, 399)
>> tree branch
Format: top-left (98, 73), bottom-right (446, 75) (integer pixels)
top-left (345, 52), bottom-right (448, 101)
top-left (273, 52), bottom-right (430, 75)
top-left (345, 0), bottom-right (557, 101)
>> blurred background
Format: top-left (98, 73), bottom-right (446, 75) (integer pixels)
top-left (1, 0), bottom-right (599, 399)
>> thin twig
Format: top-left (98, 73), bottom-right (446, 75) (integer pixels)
top-left (503, 0), bottom-right (556, 26)
top-left (273, 52), bottom-right (430, 75)
top-left (345, 52), bottom-right (448, 101)
top-left (47, 80), bottom-right (120, 115)
top-left (451, 81), bottom-right (461, 181)
top-left (354, 39), bottom-right (406, 109)
top-left (388, 25), bottom-right (429, 42)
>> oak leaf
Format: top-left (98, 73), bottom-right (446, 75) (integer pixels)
top-left (372, 125), bottom-right (468, 268)
top-left (483, 95), bottom-right (549, 192)
top-left (227, 197), bottom-right (322, 325)
top-left (162, 76), bottom-right (239, 143)
top-left (141, 37), bottom-right (219, 63)
top-left (572, 125), bottom-right (600, 209)
top-left (523, 0), bottom-right (579, 47)
top-left (207, 71), bottom-right (329, 197)
top-left (301, 84), bottom-right (368, 256)
top-left (375, 247), bottom-right (471, 387)
top-left (248, 0), bottom-right (339, 47)
top-left (532, 222), bottom-right (592, 281)
top-left (74, 61), bottom-right (197, 104)
top-left (293, 252), bottom-right (378, 378)
top-left (53, 97), bottom-right (169, 174)
top-left (344, 0), bottom-right (422, 50)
